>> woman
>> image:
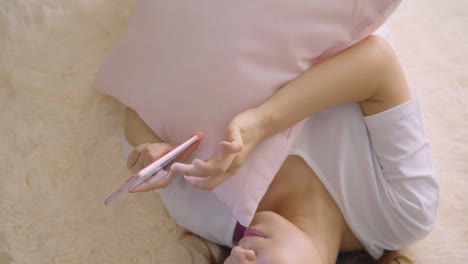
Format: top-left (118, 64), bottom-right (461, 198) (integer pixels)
top-left (122, 35), bottom-right (438, 263)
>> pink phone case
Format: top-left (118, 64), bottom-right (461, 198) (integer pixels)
top-left (104, 135), bottom-right (199, 205)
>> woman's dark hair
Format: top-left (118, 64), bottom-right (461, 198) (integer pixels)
top-left (378, 250), bottom-right (413, 264)
top-left (178, 232), bottom-right (229, 264)
top-left (337, 250), bottom-right (413, 264)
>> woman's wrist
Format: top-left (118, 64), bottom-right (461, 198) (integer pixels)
top-left (252, 104), bottom-right (277, 141)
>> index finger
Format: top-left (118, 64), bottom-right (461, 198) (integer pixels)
top-left (164, 132), bottom-right (204, 170)
top-left (127, 143), bottom-right (150, 170)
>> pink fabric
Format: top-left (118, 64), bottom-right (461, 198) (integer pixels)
top-left (94, 0), bottom-right (401, 226)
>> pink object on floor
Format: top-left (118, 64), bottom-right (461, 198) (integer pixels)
top-left (95, 0), bottom-right (401, 226)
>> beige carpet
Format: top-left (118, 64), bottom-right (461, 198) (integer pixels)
top-left (0, 0), bottom-right (466, 263)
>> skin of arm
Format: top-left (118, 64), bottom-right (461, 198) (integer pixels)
top-left (172, 35), bottom-right (413, 190)
top-left (256, 35), bottom-right (412, 140)
top-left (126, 35), bottom-right (412, 191)
top-left (124, 35), bottom-right (408, 148)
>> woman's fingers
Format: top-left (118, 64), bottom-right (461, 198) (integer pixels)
top-left (129, 169), bottom-right (174, 192)
top-left (225, 246), bottom-right (256, 264)
top-left (128, 143), bottom-right (173, 173)
top-left (172, 154), bottom-right (233, 179)
top-left (220, 140), bottom-right (243, 154)
top-left (238, 236), bottom-right (269, 254)
top-left (184, 173), bottom-right (228, 190)
top-left (185, 158), bottom-right (242, 190)
top-left (131, 148), bottom-right (147, 174)
top-left (243, 249), bottom-right (256, 261)
top-left (182, 159), bottom-right (240, 190)
top-left (172, 137), bottom-right (239, 177)
top-left (126, 134), bottom-right (204, 192)
top-left (166, 133), bottom-right (203, 170)
top-left (170, 145), bottom-right (246, 190)
top-left (222, 125), bottom-right (244, 153)
top-left (127, 143), bottom-right (149, 169)
top-left (171, 163), bottom-right (204, 177)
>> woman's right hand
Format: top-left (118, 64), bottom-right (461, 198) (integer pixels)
top-left (126, 132), bottom-right (203, 192)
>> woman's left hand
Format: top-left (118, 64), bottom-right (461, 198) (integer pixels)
top-left (170, 108), bottom-right (268, 190)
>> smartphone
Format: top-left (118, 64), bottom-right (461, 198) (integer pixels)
top-left (104, 135), bottom-right (199, 205)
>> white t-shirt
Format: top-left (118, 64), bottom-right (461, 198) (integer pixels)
top-left (290, 98), bottom-right (438, 258)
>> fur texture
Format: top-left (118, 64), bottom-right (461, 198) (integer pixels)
top-left (0, 0), bottom-right (466, 263)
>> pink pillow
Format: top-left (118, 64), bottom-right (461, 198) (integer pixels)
top-left (95, 0), bottom-right (401, 226)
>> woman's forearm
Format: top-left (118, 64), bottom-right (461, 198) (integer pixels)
top-left (256, 36), bottom-right (411, 139)
top-left (124, 107), bottom-right (162, 147)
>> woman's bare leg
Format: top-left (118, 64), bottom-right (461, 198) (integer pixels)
top-left (252, 156), bottom-right (363, 263)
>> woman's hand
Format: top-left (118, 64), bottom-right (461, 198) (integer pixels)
top-left (127, 132), bottom-right (204, 192)
top-left (171, 109), bottom-right (268, 190)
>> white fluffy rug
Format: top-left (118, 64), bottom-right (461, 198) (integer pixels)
top-left (0, 0), bottom-right (466, 263)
